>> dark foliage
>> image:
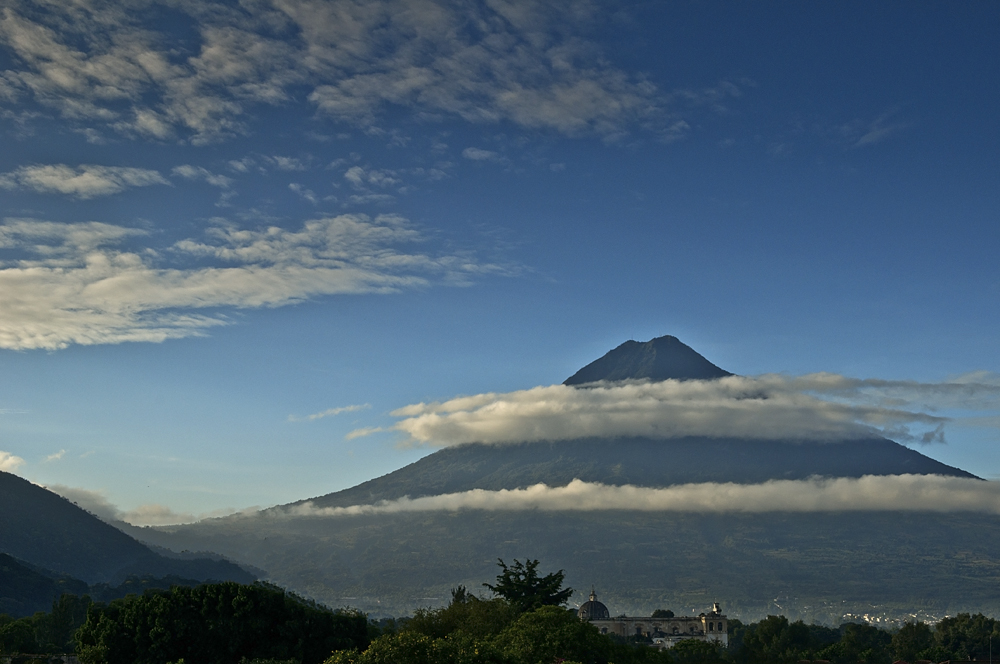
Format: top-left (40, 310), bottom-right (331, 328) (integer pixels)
top-left (483, 559), bottom-right (572, 612)
top-left (74, 581), bottom-right (368, 664)
top-left (0, 593), bottom-right (92, 654)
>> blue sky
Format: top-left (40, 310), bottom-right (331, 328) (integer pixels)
top-left (0, 0), bottom-right (998, 524)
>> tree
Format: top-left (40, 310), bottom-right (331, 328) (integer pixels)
top-left (671, 639), bottom-right (726, 664)
top-left (497, 605), bottom-right (613, 664)
top-left (834, 623), bottom-right (892, 664)
top-left (934, 613), bottom-right (1000, 661)
top-left (892, 621), bottom-right (934, 663)
top-left (482, 559), bottom-right (572, 612)
top-left (75, 582), bottom-right (368, 664)
top-left (738, 615), bottom-right (812, 664)
top-left (651, 610), bottom-right (675, 619)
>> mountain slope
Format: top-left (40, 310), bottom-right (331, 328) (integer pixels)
top-left (564, 335), bottom-right (731, 384)
top-left (297, 436), bottom-right (975, 509)
top-left (0, 471), bottom-right (255, 584)
top-left (0, 553), bottom-right (89, 617)
top-left (132, 335), bottom-right (987, 621)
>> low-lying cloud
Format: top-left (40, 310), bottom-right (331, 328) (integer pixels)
top-left (0, 216), bottom-right (502, 350)
top-left (46, 484), bottom-right (236, 526)
top-left (284, 475), bottom-right (1000, 517)
top-left (348, 373), bottom-right (1000, 446)
top-left (0, 450), bottom-right (25, 472)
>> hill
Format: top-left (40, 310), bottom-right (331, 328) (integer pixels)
top-left (0, 553), bottom-right (88, 617)
top-left (0, 471), bottom-right (255, 585)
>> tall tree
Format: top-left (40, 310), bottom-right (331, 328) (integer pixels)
top-left (482, 559), bottom-right (572, 612)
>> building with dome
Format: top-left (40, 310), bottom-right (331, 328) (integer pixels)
top-left (577, 591), bottom-right (728, 649)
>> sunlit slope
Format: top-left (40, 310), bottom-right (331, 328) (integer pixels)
top-left (0, 471), bottom-right (254, 584)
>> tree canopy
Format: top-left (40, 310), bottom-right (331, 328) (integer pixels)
top-left (74, 581), bottom-right (367, 664)
top-left (481, 559), bottom-right (572, 612)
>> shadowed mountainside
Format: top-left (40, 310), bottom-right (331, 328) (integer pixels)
top-left (0, 553), bottom-right (88, 617)
top-left (294, 436), bottom-right (975, 510)
top-left (0, 471), bottom-right (256, 585)
top-left (564, 335), bottom-right (732, 384)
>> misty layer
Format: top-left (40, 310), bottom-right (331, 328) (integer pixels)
top-left (371, 375), bottom-right (981, 445)
top-left (284, 475), bottom-right (1000, 517)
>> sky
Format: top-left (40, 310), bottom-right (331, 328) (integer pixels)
top-left (0, 0), bottom-right (998, 525)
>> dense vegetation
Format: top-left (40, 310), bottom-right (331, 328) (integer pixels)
top-left (2, 561), bottom-right (1000, 664)
top-left (325, 565), bottom-right (1000, 664)
top-left (74, 581), bottom-right (368, 664)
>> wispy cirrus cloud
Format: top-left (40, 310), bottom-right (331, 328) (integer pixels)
top-left (0, 164), bottom-right (169, 198)
top-left (0, 215), bottom-right (505, 350)
top-left (284, 475), bottom-right (1000, 517)
top-left (171, 165), bottom-right (234, 188)
top-left (347, 373), bottom-right (1000, 447)
top-left (288, 403), bottom-right (370, 422)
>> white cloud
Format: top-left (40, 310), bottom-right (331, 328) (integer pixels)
top-left (117, 503), bottom-right (200, 526)
top-left (0, 164), bottom-right (169, 198)
top-left (46, 484), bottom-right (120, 522)
top-left (269, 156), bottom-right (309, 171)
top-left (289, 403), bottom-right (370, 422)
top-left (284, 475), bottom-right (1000, 517)
top-left (361, 373), bottom-right (984, 447)
top-left (171, 165), bottom-right (233, 188)
top-left (43, 449), bottom-right (66, 462)
top-left (0, 450), bottom-right (25, 472)
top-left (462, 147), bottom-right (500, 161)
top-left (288, 183), bottom-right (318, 204)
top-left (0, 216), bottom-right (504, 350)
top-left (344, 166), bottom-right (399, 189)
top-left (0, 0), bottom-right (676, 142)
top-left (46, 484), bottom-right (229, 525)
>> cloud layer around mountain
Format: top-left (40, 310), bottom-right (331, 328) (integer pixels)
top-left (350, 373), bottom-right (1000, 446)
top-left (46, 484), bottom-right (241, 526)
top-left (283, 475), bottom-right (1000, 517)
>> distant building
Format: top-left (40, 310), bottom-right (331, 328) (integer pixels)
top-left (577, 590), bottom-right (728, 649)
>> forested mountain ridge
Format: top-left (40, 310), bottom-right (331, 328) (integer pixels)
top-left (0, 471), bottom-right (255, 585)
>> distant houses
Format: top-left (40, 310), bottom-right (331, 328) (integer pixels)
top-left (577, 590), bottom-right (728, 649)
